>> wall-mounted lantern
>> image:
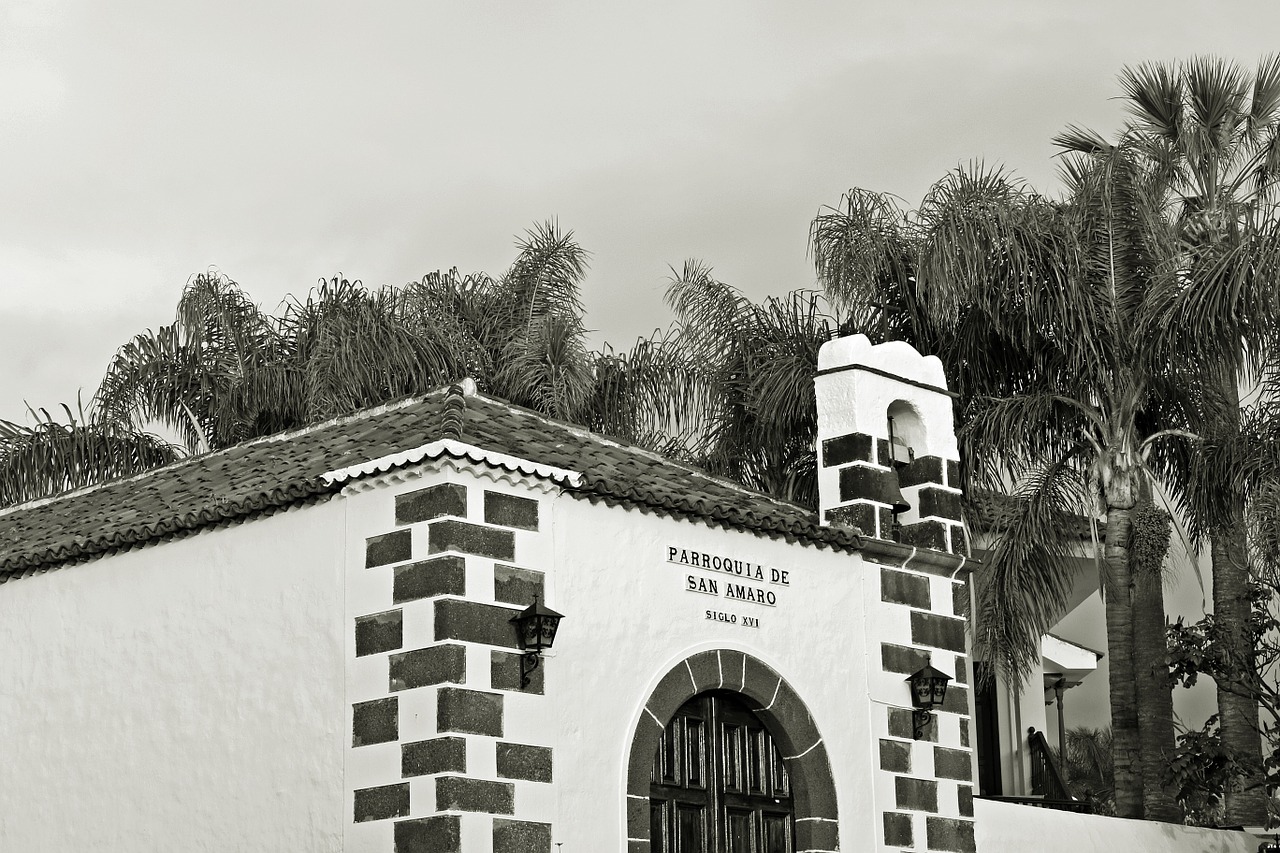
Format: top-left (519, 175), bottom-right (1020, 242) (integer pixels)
top-left (510, 596), bottom-right (564, 688)
top-left (906, 663), bottom-right (952, 739)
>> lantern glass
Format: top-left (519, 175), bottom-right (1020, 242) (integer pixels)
top-left (912, 679), bottom-right (933, 707)
top-left (539, 617), bottom-right (559, 647)
top-left (930, 678), bottom-right (948, 705)
top-left (520, 617), bottom-right (541, 650)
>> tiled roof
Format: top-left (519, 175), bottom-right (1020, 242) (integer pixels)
top-left (0, 386), bottom-right (861, 582)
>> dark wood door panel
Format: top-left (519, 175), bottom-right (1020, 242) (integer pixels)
top-left (650, 691), bottom-right (794, 853)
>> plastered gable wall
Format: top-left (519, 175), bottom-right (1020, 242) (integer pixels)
top-left (338, 458), bottom-right (881, 853)
top-left (551, 497), bottom-right (878, 853)
top-left (342, 462), bottom-right (561, 853)
top-left (0, 501), bottom-right (347, 853)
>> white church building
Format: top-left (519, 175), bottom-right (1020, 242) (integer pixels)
top-left (0, 335), bottom-right (1261, 853)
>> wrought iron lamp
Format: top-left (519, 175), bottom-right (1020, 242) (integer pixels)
top-left (510, 596), bottom-right (564, 688)
top-left (906, 663), bottom-right (952, 739)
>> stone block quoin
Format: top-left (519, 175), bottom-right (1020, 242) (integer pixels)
top-left (484, 490), bottom-right (539, 530)
top-left (428, 518), bottom-right (515, 561)
top-left (353, 782), bottom-right (409, 823)
top-left (388, 643), bottom-right (466, 691)
top-left (396, 482), bottom-right (468, 525)
top-left (366, 530), bottom-right (412, 568)
top-left (393, 555), bottom-right (466, 603)
top-left (822, 432), bottom-right (873, 467)
top-left (355, 609), bottom-right (403, 657)
top-left (352, 697), bottom-right (398, 747)
top-left (402, 736), bottom-right (467, 778)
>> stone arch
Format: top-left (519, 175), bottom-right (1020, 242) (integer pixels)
top-left (625, 649), bottom-right (838, 852)
top-left (887, 398), bottom-right (926, 463)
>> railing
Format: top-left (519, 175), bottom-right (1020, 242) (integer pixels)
top-left (1028, 726), bottom-right (1073, 802)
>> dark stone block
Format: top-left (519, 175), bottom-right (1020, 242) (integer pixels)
top-left (958, 784), bottom-right (973, 817)
top-left (493, 819), bottom-right (552, 853)
top-left (839, 464), bottom-right (897, 505)
top-left (389, 644), bottom-right (466, 691)
top-left (826, 502), bottom-right (876, 535)
top-left (883, 811), bottom-right (914, 847)
top-left (353, 697), bottom-right (397, 746)
top-left (881, 568), bottom-right (931, 608)
top-left (437, 687), bottom-right (503, 737)
top-left (356, 609), bottom-right (403, 657)
top-left (879, 506), bottom-right (895, 540)
top-left (888, 706), bottom-right (935, 742)
top-left (353, 783), bottom-right (409, 822)
top-left (940, 684), bottom-right (970, 716)
top-left (899, 455), bottom-right (945, 488)
top-left (917, 487), bottom-right (963, 522)
top-left (435, 598), bottom-right (520, 648)
top-left (402, 736), bottom-right (467, 777)
top-left (934, 746), bottom-right (972, 781)
top-left (393, 555), bottom-right (466, 604)
top-left (491, 650), bottom-right (544, 694)
top-left (950, 522), bottom-right (970, 557)
top-left (946, 460), bottom-right (961, 489)
top-left (926, 816), bottom-right (976, 853)
top-left (494, 564), bottom-right (545, 607)
top-left (954, 655), bottom-right (968, 684)
top-left (952, 578), bottom-right (970, 619)
top-left (396, 483), bottom-right (467, 525)
top-left (484, 492), bottom-right (539, 531)
top-left (788, 740), bottom-right (838, 820)
top-left (428, 519), bottom-right (515, 561)
top-left (879, 738), bottom-right (911, 773)
top-left (960, 718), bottom-right (970, 748)
top-left (899, 519), bottom-right (948, 551)
top-left (367, 530), bottom-right (412, 567)
top-left (876, 437), bottom-right (890, 466)
top-left (882, 643), bottom-right (930, 675)
top-left (895, 776), bottom-right (938, 813)
top-left (822, 432), bottom-right (872, 467)
top-left (628, 842), bottom-right (650, 853)
top-left (795, 817), bottom-right (839, 851)
top-left (911, 611), bottom-right (967, 653)
top-left (686, 650), bottom-right (721, 694)
top-left (719, 649), bottom-right (747, 693)
top-left (496, 742), bottom-right (553, 783)
top-left (435, 775), bottom-right (514, 814)
top-left (395, 815), bottom-right (461, 853)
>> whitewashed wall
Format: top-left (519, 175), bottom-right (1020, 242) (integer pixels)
top-left (974, 797), bottom-right (1261, 853)
top-left (0, 502), bottom-right (346, 853)
top-left (550, 494), bottom-right (879, 851)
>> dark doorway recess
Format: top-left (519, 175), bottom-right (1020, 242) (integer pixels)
top-left (650, 691), bottom-right (794, 853)
top-left (973, 661), bottom-right (1002, 796)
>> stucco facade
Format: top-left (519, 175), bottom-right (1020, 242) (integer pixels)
top-left (5, 334), bottom-right (1254, 852)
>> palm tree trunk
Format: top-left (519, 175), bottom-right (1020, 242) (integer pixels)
top-left (1212, 520), bottom-right (1268, 826)
top-left (1209, 375), bottom-right (1267, 827)
top-left (1104, 504), bottom-right (1144, 818)
top-left (1131, 499), bottom-right (1179, 822)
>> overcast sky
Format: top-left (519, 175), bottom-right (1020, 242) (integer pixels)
top-left (4, 0), bottom-right (1280, 426)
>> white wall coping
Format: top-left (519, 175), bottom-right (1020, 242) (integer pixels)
top-left (320, 438), bottom-right (583, 488)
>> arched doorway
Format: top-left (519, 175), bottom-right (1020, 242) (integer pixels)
top-left (649, 691), bottom-right (794, 852)
top-left (625, 650), bottom-right (838, 853)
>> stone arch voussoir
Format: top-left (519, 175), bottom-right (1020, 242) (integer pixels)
top-left (626, 650), bottom-right (839, 853)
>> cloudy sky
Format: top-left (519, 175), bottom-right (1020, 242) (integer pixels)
top-left (4, 0), bottom-right (1280, 427)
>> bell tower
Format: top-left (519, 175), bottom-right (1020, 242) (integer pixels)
top-left (814, 334), bottom-right (965, 553)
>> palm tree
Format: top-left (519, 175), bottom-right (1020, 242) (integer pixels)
top-left (1057, 55), bottom-right (1280, 825)
top-left (0, 403), bottom-right (178, 507)
top-left (812, 150), bottom-right (1192, 819)
top-left (663, 263), bottom-right (837, 507)
top-left (93, 221), bottom-right (600, 454)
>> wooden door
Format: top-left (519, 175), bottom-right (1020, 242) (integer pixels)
top-left (650, 692), bottom-right (794, 853)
